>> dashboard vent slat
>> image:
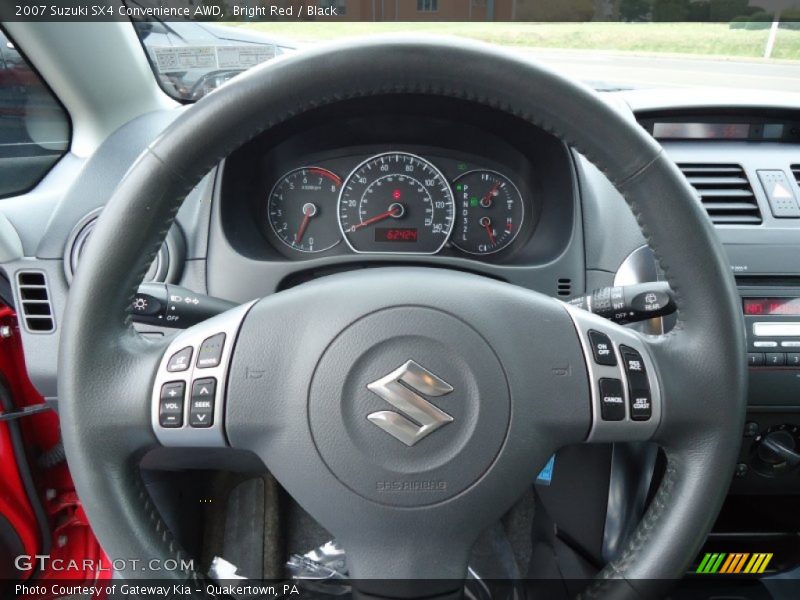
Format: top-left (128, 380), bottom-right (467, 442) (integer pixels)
top-left (792, 165), bottom-right (799, 187)
top-left (677, 163), bottom-right (762, 225)
top-left (16, 270), bottom-right (55, 333)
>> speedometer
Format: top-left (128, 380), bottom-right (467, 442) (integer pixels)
top-left (338, 152), bottom-right (454, 254)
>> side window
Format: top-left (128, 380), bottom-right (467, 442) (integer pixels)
top-left (417, 0), bottom-right (439, 12)
top-left (0, 29), bottom-right (70, 198)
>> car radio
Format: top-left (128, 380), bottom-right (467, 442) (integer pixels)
top-left (731, 283), bottom-right (800, 489)
top-left (744, 296), bottom-right (800, 369)
top-left (739, 282), bottom-right (800, 409)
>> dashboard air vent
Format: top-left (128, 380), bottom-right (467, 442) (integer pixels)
top-left (16, 271), bottom-right (54, 333)
top-left (792, 165), bottom-right (799, 187)
top-left (557, 278), bottom-right (572, 297)
top-left (677, 164), bottom-right (761, 225)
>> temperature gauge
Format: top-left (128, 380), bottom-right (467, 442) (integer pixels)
top-left (451, 170), bottom-right (524, 255)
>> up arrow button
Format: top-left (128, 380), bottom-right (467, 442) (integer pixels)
top-left (190, 377), bottom-right (217, 428)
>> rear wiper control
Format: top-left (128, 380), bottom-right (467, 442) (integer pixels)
top-left (568, 281), bottom-right (676, 325)
top-left (131, 283), bottom-right (237, 328)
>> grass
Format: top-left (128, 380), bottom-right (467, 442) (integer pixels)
top-left (234, 21), bottom-right (800, 61)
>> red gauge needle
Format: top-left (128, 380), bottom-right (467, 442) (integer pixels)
top-left (481, 183), bottom-right (501, 208)
top-left (295, 203), bottom-right (317, 244)
top-left (480, 216), bottom-right (496, 245)
top-left (350, 203), bottom-right (404, 231)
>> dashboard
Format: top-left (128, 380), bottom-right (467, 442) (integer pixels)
top-left (3, 75), bottom-right (800, 581)
top-left (265, 152), bottom-right (527, 257)
top-left (218, 95), bottom-right (577, 272)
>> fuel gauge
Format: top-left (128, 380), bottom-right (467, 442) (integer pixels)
top-left (451, 170), bottom-right (524, 255)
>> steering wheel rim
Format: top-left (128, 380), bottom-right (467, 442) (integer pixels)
top-left (58, 35), bottom-right (747, 598)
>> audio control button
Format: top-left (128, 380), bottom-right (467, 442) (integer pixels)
top-left (748, 353), bottom-right (765, 366)
top-left (197, 333), bottom-right (225, 369)
top-left (754, 341), bottom-right (778, 348)
top-left (766, 353), bottom-right (786, 367)
top-left (159, 381), bottom-right (185, 428)
top-left (167, 346), bottom-right (193, 372)
top-left (787, 353), bottom-right (800, 367)
top-left (190, 377), bottom-right (216, 428)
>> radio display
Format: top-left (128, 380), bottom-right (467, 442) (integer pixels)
top-left (375, 228), bottom-right (418, 243)
top-left (743, 297), bottom-right (800, 316)
top-left (653, 122), bottom-right (752, 140)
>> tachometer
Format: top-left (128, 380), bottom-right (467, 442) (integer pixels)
top-left (451, 170), bottom-right (524, 255)
top-left (268, 167), bottom-right (342, 253)
top-left (338, 152), bottom-right (454, 254)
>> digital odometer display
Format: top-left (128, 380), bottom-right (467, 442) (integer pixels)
top-left (743, 298), bottom-right (800, 316)
top-left (375, 228), bottom-right (418, 242)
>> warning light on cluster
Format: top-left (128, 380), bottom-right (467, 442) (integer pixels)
top-left (392, 189), bottom-right (402, 200)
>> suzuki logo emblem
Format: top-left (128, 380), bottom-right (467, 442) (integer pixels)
top-left (366, 360), bottom-right (454, 446)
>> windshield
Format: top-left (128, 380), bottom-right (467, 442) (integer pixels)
top-left (131, 6), bottom-right (800, 102)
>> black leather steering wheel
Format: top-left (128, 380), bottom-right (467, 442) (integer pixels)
top-left (58, 36), bottom-right (747, 599)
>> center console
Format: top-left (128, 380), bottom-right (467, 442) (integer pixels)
top-left (736, 279), bottom-right (800, 490)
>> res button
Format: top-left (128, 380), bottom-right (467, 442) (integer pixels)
top-left (620, 345), bottom-right (651, 421)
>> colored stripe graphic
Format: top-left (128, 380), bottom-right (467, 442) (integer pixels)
top-left (696, 552), bottom-right (773, 574)
top-left (745, 553), bottom-right (773, 574)
top-left (719, 553), bottom-right (737, 573)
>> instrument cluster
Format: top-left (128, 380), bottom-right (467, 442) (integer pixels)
top-left (265, 150), bottom-right (530, 259)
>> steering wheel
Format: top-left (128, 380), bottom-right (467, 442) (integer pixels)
top-left (59, 37), bottom-right (746, 599)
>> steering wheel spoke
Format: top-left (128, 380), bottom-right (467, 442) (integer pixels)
top-left (564, 303), bottom-right (662, 443)
top-left (152, 301), bottom-right (255, 448)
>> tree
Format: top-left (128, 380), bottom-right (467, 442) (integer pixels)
top-left (652, 0), bottom-right (690, 21)
top-left (619, 0), bottom-right (652, 21)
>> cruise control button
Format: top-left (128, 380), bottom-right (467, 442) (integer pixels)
top-left (599, 378), bottom-right (625, 421)
top-left (620, 346), bottom-right (651, 421)
top-left (588, 330), bottom-right (617, 366)
top-left (167, 346), bottom-right (193, 372)
top-left (159, 381), bottom-right (185, 428)
top-left (197, 333), bottom-right (225, 369)
top-left (748, 352), bottom-right (765, 366)
top-left (766, 353), bottom-right (786, 367)
top-left (620, 346), bottom-right (648, 389)
top-left (190, 377), bottom-right (216, 427)
top-left (629, 390), bottom-right (651, 421)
